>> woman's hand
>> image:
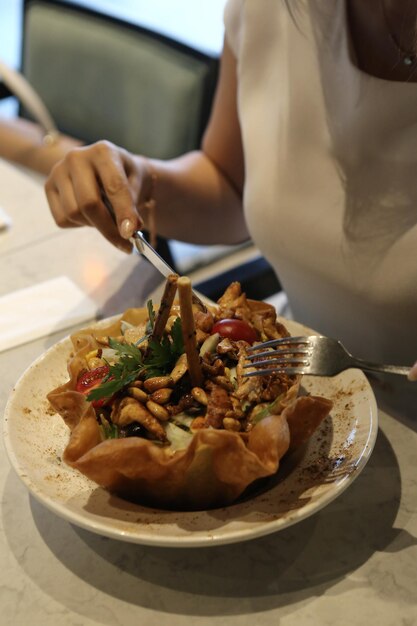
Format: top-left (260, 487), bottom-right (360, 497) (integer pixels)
top-left (44, 41), bottom-right (248, 251)
top-left (45, 140), bottom-right (152, 252)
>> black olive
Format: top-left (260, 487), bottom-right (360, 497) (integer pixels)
top-left (185, 406), bottom-right (202, 416)
top-left (123, 422), bottom-right (146, 438)
top-left (170, 376), bottom-right (192, 404)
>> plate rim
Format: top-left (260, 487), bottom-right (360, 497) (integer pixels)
top-left (3, 316), bottom-right (379, 547)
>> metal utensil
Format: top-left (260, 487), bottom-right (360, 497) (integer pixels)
top-left (101, 190), bottom-right (210, 309)
top-left (131, 231), bottom-right (211, 310)
top-left (130, 230), bottom-right (176, 279)
top-left (244, 335), bottom-right (411, 378)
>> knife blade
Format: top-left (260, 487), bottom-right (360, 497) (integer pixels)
top-left (131, 231), bottom-right (210, 310)
top-left (130, 230), bottom-right (175, 278)
top-left (101, 190), bottom-right (211, 309)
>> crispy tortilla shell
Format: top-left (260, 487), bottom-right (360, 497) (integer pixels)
top-left (47, 304), bottom-right (332, 510)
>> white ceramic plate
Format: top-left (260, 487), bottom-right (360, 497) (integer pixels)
top-left (3, 318), bottom-right (378, 547)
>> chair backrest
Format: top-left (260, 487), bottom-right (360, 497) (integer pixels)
top-left (21, 0), bottom-right (219, 158)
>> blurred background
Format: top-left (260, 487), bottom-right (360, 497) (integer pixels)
top-left (0, 0), bottom-right (281, 302)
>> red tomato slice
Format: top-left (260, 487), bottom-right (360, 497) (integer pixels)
top-left (211, 318), bottom-right (258, 344)
top-left (76, 365), bottom-right (110, 408)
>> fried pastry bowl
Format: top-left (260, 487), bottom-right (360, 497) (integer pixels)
top-left (47, 282), bottom-right (332, 511)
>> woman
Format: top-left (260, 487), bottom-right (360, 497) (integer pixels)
top-left (44, 0), bottom-right (417, 391)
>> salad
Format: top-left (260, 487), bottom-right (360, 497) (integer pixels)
top-left (48, 278), bottom-right (332, 510)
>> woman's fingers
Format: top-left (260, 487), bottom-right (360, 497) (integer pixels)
top-left (68, 152), bottom-right (131, 250)
top-left (45, 141), bottom-right (144, 250)
top-left (87, 142), bottom-right (144, 238)
top-left (94, 142), bottom-right (141, 239)
top-left (45, 167), bottom-right (89, 228)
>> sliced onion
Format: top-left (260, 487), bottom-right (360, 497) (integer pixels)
top-left (120, 320), bottom-right (135, 334)
top-left (164, 421), bottom-right (193, 450)
top-left (199, 332), bottom-right (220, 357)
top-left (172, 413), bottom-right (195, 429)
top-left (101, 348), bottom-right (119, 363)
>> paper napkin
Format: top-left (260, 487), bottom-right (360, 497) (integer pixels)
top-left (0, 276), bottom-right (97, 353)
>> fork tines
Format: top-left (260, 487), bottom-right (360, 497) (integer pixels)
top-left (246, 336), bottom-right (311, 352)
top-left (243, 336), bottom-right (312, 377)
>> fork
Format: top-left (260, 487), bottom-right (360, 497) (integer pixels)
top-left (243, 335), bottom-right (412, 377)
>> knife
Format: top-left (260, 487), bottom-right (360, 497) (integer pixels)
top-left (130, 230), bottom-right (210, 310)
top-left (101, 190), bottom-right (210, 309)
top-left (130, 230), bottom-right (175, 278)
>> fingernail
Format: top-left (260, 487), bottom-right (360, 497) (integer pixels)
top-left (120, 218), bottom-right (134, 239)
top-left (407, 361), bottom-right (417, 382)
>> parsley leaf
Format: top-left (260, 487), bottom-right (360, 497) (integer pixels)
top-left (144, 317), bottom-right (184, 378)
top-left (145, 336), bottom-right (175, 378)
top-left (87, 338), bottom-right (144, 401)
top-left (107, 338), bottom-right (144, 359)
top-left (86, 317), bottom-right (185, 400)
top-left (170, 316), bottom-right (184, 356)
top-left (99, 414), bottom-right (119, 439)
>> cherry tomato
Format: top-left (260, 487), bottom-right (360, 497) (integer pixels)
top-left (76, 365), bottom-right (110, 408)
top-left (211, 318), bottom-right (258, 344)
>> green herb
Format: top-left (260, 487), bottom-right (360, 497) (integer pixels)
top-left (170, 316), bottom-right (184, 355)
top-left (86, 310), bottom-right (185, 401)
top-left (135, 334), bottom-right (149, 347)
top-left (144, 318), bottom-right (184, 378)
top-left (146, 299), bottom-right (156, 334)
top-left (251, 393), bottom-right (285, 424)
top-left (99, 414), bottom-right (119, 439)
top-left (87, 338), bottom-right (145, 401)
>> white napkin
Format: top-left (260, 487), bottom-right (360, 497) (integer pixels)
top-left (0, 276), bottom-right (97, 353)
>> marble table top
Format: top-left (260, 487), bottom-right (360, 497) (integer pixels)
top-left (0, 159), bottom-right (416, 626)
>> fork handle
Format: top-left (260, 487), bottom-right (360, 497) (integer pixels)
top-left (350, 357), bottom-right (411, 377)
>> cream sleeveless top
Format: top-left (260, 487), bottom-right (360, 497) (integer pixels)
top-left (224, 0), bottom-right (417, 378)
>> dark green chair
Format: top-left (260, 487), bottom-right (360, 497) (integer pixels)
top-left (2, 0), bottom-right (219, 267)
top-left (20, 0), bottom-right (218, 159)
